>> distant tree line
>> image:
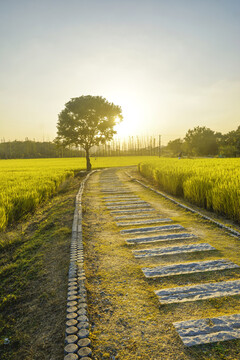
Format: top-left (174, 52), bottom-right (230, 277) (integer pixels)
top-left (0, 140), bottom-right (84, 159)
top-left (166, 125), bottom-right (240, 157)
top-left (1, 125), bottom-right (239, 159)
top-left (0, 137), bottom-right (161, 159)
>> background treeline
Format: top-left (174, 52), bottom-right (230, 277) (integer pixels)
top-left (0, 140), bottom-right (84, 159)
top-left (0, 125), bottom-right (239, 159)
top-left (166, 125), bottom-right (240, 157)
top-left (0, 137), bottom-right (160, 159)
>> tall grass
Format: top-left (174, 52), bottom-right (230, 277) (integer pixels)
top-left (138, 158), bottom-right (240, 223)
top-left (0, 156), bottom-right (154, 230)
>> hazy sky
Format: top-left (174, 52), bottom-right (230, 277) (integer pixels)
top-left (0, 0), bottom-right (239, 144)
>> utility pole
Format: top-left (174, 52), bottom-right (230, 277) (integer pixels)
top-left (158, 135), bottom-right (161, 157)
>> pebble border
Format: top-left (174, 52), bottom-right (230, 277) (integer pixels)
top-left (64, 171), bottom-right (96, 360)
top-left (125, 172), bottom-right (240, 238)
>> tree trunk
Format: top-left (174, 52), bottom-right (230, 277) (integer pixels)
top-left (85, 148), bottom-right (92, 171)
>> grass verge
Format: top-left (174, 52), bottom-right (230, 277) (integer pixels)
top-left (0, 176), bottom-right (82, 360)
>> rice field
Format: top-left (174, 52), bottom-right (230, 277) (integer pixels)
top-left (138, 158), bottom-right (240, 223)
top-left (0, 156), bottom-right (154, 231)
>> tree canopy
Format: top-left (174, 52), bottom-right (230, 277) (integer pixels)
top-left (184, 126), bottom-right (220, 156)
top-left (56, 95), bottom-right (123, 170)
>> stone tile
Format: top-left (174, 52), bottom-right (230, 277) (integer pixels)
top-left (121, 224), bottom-right (184, 234)
top-left (133, 243), bottom-right (216, 258)
top-left (105, 200), bottom-right (147, 206)
top-left (101, 191), bottom-right (132, 194)
top-left (173, 313), bottom-right (240, 346)
top-left (142, 259), bottom-right (239, 278)
top-left (107, 203), bottom-right (151, 210)
top-left (114, 213), bottom-right (159, 220)
top-left (116, 218), bottom-right (172, 227)
top-left (126, 232), bottom-right (197, 244)
top-left (155, 279), bottom-right (240, 304)
top-left (111, 208), bottom-right (155, 214)
top-left (103, 195), bottom-right (139, 200)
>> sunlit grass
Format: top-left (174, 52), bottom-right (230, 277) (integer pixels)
top-left (138, 158), bottom-right (240, 223)
top-left (0, 156), bottom-right (156, 230)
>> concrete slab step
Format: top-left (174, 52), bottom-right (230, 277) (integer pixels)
top-left (155, 279), bottom-right (240, 304)
top-left (121, 224), bottom-right (184, 234)
top-left (116, 218), bottom-right (172, 227)
top-left (105, 200), bottom-right (147, 206)
top-left (173, 313), bottom-right (240, 346)
top-left (114, 213), bottom-right (161, 220)
top-left (133, 243), bottom-right (216, 258)
top-left (126, 233), bottom-right (197, 244)
top-left (107, 203), bottom-right (152, 210)
top-left (111, 208), bottom-right (155, 215)
top-left (142, 259), bottom-right (239, 278)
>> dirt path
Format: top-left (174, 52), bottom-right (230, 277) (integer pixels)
top-left (83, 167), bottom-right (240, 360)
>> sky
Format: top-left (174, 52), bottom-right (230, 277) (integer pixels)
top-left (0, 0), bottom-right (240, 145)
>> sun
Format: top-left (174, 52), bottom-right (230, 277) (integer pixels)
top-left (113, 98), bottom-right (144, 139)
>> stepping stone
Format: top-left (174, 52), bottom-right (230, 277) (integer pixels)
top-left (101, 187), bottom-right (126, 190)
top-left (142, 259), bottom-right (239, 278)
top-left (114, 213), bottom-right (159, 220)
top-left (105, 200), bottom-right (147, 206)
top-left (116, 218), bottom-right (172, 227)
top-left (155, 279), bottom-right (240, 304)
top-left (126, 233), bottom-right (197, 244)
top-left (121, 224), bottom-right (184, 234)
top-left (173, 313), bottom-right (240, 346)
top-left (107, 204), bottom-right (151, 210)
top-left (100, 180), bottom-right (121, 183)
top-left (111, 208), bottom-right (155, 214)
top-left (103, 195), bottom-right (139, 200)
top-left (101, 190), bottom-right (132, 194)
top-left (133, 243), bottom-right (216, 258)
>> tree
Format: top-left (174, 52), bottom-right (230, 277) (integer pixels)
top-left (55, 95), bottom-right (123, 170)
top-left (221, 125), bottom-right (240, 157)
top-left (184, 126), bottom-right (220, 156)
top-left (166, 138), bottom-right (184, 156)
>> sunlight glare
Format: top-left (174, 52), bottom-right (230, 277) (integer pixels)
top-left (114, 98), bottom-right (144, 139)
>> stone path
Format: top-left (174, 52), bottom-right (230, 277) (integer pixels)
top-left (111, 208), bottom-right (154, 214)
top-left (120, 224), bottom-right (184, 234)
top-left (173, 313), bottom-right (240, 346)
top-left (106, 203), bottom-right (151, 210)
top-left (126, 232), bottom-right (197, 244)
top-left (98, 168), bottom-right (240, 348)
top-left (133, 243), bottom-right (216, 258)
top-left (142, 259), bottom-right (239, 278)
top-left (155, 280), bottom-right (240, 304)
top-left (116, 218), bottom-right (172, 226)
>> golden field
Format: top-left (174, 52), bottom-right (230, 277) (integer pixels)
top-left (0, 157), bottom-right (153, 230)
top-left (139, 158), bottom-right (240, 223)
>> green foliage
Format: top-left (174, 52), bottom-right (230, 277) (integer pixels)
top-left (166, 125), bottom-right (240, 157)
top-left (166, 138), bottom-right (184, 155)
top-left (184, 126), bottom-right (220, 156)
top-left (139, 158), bottom-right (240, 223)
top-left (56, 95), bottom-right (123, 170)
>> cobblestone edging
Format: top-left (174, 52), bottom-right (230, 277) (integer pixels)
top-left (64, 171), bottom-right (96, 360)
top-left (125, 172), bottom-right (240, 239)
